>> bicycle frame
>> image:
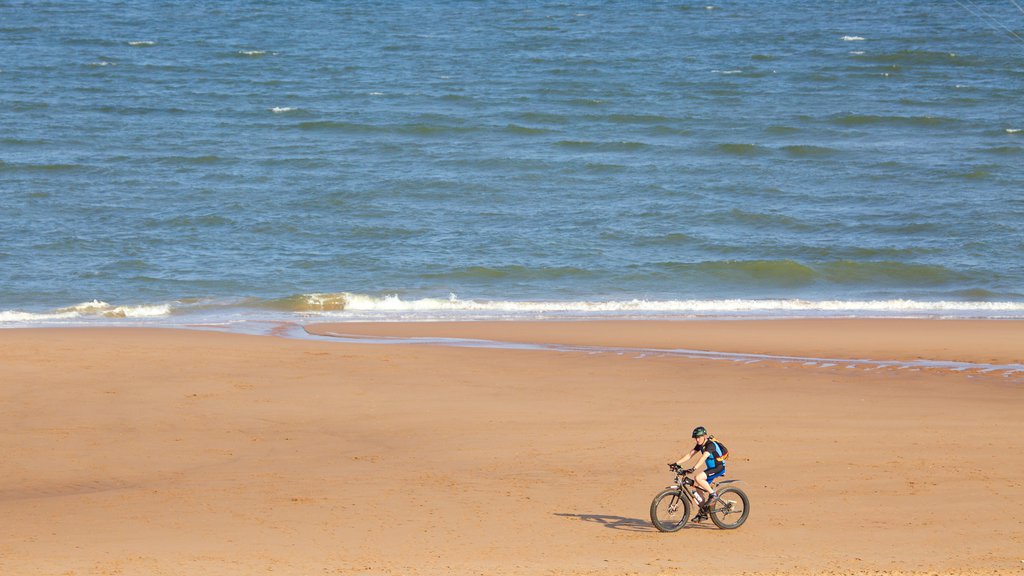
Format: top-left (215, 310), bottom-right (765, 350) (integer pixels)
top-left (666, 472), bottom-right (715, 508)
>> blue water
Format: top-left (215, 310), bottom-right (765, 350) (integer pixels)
top-left (2, 1), bottom-right (1024, 323)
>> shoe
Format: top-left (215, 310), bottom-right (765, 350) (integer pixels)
top-left (706, 492), bottom-right (718, 505)
top-left (691, 512), bottom-right (707, 523)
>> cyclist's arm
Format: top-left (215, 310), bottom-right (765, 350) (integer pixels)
top-left (674, 449), bottom-right (698, 468)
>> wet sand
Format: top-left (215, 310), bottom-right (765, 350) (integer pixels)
top-left (1, 321), bottom-right (1022, 575)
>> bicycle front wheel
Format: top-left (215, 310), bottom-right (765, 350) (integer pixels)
top-left (650, 489), bottom-right (691, 532)
top-left (709, 487), bottom-right (749, 529)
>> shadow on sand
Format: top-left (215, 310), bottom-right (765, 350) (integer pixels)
top-left (555, 511), bottom-right (721, 532)
top-left (553, 513), bottom-right (656, 532)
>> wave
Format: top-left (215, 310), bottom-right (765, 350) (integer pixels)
top-left (7, 100), bottom-right (50, 112)
top-left (0, 161), bottom-right (86, 172)
top-left (59, 301), bottom-right (172, 318)
top-left (515, 112), bottom-right (570, 125)
top-left (637, 232), bottom-right (696, 246)
top-left (149, 213), bottom-right (235, 228)
top-left (262, 293), bottom-right (349, 312)
top-left (841, 36), bottom-right (866, 41)
top-left (648, 259), bottom-right (968, 287)
top-left (0, 301), bottom-right (172, 322)
top-left (764, 125), bottom-right (800, 135)
top-left (603, 113), bottom-right (673, 124)
top-left (715, 143), bottom-right (770, 156)
top-left (295, 120), bottom-right (478, 135)
top-left (980, 145), bottom-right (1022, 155)
top-left (155, 154), bottom-right (233, 165)
top-left (5, 294), bottom-right (1024, 325)
top-left (503, 123), bottom-right (553, 135)
top-left (955, 167), bottom-right (991, 180)
top-left (781, 144), bottom-right (839, 157)
top-left (816, 261), bottom-right (964, 286)
top-left (830, 114), bottom-right (955, 128)
top-left (422, 265), bottom-right (593, 281)
top-left (96, 105), bottom-right (188, 116)
top-left (713, 209), bottom-right (814, 231)
top-left (127, 40), bottom-right (156, 47)
top-left (582, 162), bottom-right (627, 172)
top-left (555, 140), bottom-right (649, 151)
top-left (566, 98), bottom-right (605, 107)
top-left (295, 120), bottom-right (383, 133)
top-left (660, 260), bottom-right (817, 286)
top-left (269, 294), bottom-right (1024, 316)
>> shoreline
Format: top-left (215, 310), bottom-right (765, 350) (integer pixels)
top-left (1, 320), bottom-right (1022, 575)
top-left (4, 294), bottom-right (1024, 326)
top-left (305, 318), bottom-right (1024, 369)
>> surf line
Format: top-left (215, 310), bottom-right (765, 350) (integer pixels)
top-left (253, 323), bottom-right (1024, 379)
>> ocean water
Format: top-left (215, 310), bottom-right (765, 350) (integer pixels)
top-left (2, 1), bottom-right (1024, 325)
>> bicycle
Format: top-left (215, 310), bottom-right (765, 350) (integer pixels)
top-left (650, 463), bottom-right (750, 531)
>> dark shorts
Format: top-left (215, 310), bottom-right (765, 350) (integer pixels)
top-left (704, 464), bottom-right (725, 484)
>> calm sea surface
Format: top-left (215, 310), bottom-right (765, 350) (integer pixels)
top-left (2, 1), bottom-right (1023, 324)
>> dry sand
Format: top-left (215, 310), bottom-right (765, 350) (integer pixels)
top-left (1, 320), bottom-right (1022, 575)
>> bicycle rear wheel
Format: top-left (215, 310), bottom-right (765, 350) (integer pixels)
top-left (709, 487), bottom-right (749, 529)
top-left (650, 489), bottom-right (690, 532)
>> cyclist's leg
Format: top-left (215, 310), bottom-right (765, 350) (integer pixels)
top-left (693, 469), bottom-right (713, 495)
top-left (698, 464), bottom-right (724, 496)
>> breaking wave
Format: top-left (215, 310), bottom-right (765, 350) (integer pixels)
top-left (0, 301), bottom-right (172, 322)
top-left (318, 294), bottom-right (1024, 316)
top-left (5, 294), bottom-right (1024, 325)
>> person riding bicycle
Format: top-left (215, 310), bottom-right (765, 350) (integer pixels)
top-left (671, 426), bottom-right (726, 508)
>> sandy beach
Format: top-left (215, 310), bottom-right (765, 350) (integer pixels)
top-left (1, 320), bottom-right (1022, 575)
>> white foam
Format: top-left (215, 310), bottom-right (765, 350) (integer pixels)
top-left (128, 40), bottom-right (155, 46)
top-left (842, 36), bottom-right (866, 41)
top-left (106, 304), bottom-right (172, 318)
top-left (6, 295), bottom-right (1024, 326)
top-left (238, 50), bottom-right (267, 56)
top-left (713, 69), bottom-right (743, 75)
top-left (329, 294), bottom-right (1024, 317)
top-left (57, 300), bottom-right (172, 318)
top-left (0, 309), bottom-right (80, 322)
top-left (0, 300), bottom-right (173, 323)
top-left (1007, 128), bottom-right (1022, 134)
top-left (369, 92), bottom-right (384, 96)
top-left (271, 107), bottom-right (296, 113)
top-left (849, 50), bottom-right (865, 55)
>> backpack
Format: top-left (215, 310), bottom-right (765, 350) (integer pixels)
top-left (708, 436), bottom-right (730, 463)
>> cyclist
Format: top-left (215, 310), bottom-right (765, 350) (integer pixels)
top-left (672, 426), bottom-right (726, 509)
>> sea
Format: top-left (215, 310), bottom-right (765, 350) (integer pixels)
top-left (2, 1), bottom-right (1023, 327)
